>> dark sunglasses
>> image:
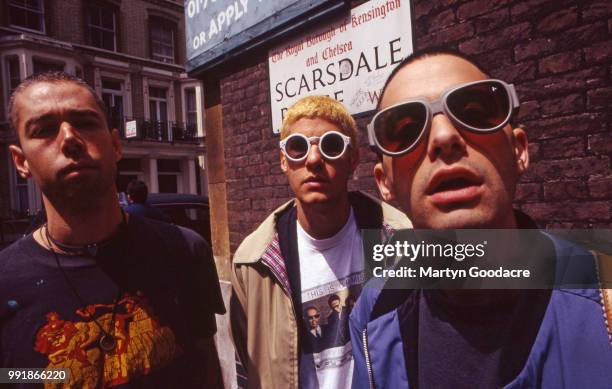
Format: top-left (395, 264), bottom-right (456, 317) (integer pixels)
top-left (367, 79), bottom-right (520, 156)
top-left (280, 130), bottom-right (352, 162)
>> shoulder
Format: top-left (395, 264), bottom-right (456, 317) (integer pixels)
top-left (349, 191), bottom-right (412, 231)
top-left (0, 236), bottom-right (34, 268)
top-left (233, 199), bottom-right (295, 264)
top-left (128, 214), bottom-right (208, 255)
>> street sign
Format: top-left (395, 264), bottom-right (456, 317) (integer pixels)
top-left (268, 0), bottom-right (413, 133)
top-left (125, 120), bottom-right (137, 139)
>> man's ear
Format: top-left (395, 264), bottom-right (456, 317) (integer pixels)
top-left (512, 127), bottom-right (529, 176)
top-left (111, 128), bottom-right (122, 162)
top-left (280, 151), bottom-right (288, 174)
top-left (374, 160), bottom-right (394, 202)
top-left (9, 144), bottom-right (31, 178)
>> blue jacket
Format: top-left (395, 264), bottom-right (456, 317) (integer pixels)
top-left (349, 234), bottom-right (612, 389)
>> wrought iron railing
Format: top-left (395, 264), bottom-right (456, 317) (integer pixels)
top-left (110, 116), bottom-right (200, 143)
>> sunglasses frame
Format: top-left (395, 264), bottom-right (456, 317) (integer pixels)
top-left (367, 79), bottom-right (520, 157)
top-left (280, 130), bottom-right (352, 162)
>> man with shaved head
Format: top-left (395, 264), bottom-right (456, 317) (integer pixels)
top-left (350, 49), bottom-right (612, 388)
top-left (0, 72), bottom-right (224, 387)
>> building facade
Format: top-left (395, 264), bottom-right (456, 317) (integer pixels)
top-left (186, 0), bottom-right (611, 265)
top-left (0, 0), bottom-right (207, 239)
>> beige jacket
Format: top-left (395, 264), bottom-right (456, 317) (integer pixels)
top-left (230, 192), bottom-right (411, 389)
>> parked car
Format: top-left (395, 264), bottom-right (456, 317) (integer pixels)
top-left (147, 193), bottom-right (211, 244)
top-left (18, 193), bottom-right (211, 246)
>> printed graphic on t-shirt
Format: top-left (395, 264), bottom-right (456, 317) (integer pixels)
top-left (34, 291), bottom-right (181, 388)
top-left (301, 272), bottom-right (363, 385)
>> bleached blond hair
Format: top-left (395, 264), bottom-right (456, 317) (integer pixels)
top-left (280, 96), bottom-right (358, 149)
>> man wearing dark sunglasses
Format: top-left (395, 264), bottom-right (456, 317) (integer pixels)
top-left (350, 49), bottom-right (612, 388)
top-left (231, 96), bottom-right (410, 389)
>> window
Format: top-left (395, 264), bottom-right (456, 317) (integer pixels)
top-left (86, 3), bottom-right (117, 51)
top-left (157, 159), bottom-right (181, 193)
top-left (148, 86), bottom-right (169, 140)
top-left (150, 19), bottom-right (176, 63)
top-left (32, 59), bottom-right (64, 74)
top-left (116, 158), bottom-right (143, 193)
top-left (8, 0), bottom-right (45, 33)
top-left (13, 173), bottom-right (30, 216)
top-left (185, 88), bottom-right (197, 133)
top-left (102, 79), bottom-right (124, 132)
top-left (6, 57), bottom-right (21, 97)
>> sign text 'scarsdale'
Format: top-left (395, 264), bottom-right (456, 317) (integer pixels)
top-left (268, 0), bottom-right (413, 133)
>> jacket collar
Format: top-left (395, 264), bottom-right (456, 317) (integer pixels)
top-left (233, 191), bottom-right (411, 265)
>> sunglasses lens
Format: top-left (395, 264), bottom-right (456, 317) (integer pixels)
top-left (374, 103), bottom-right (427, 153)
top-left (447, 81), bottom-right (510, 130)
top-left (321, 133), bottom-right (345, 158)
top-left (285, 136), bottom-right (309, 160)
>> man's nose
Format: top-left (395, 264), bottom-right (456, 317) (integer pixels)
top-left (305, 142), bottom-right (324, 170)
top-left (58, 121), bottom-right (85, 158)
top-left (426, 114), bottom-right (467, 160)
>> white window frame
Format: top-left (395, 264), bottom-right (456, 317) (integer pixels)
top-left (150, 19), bottom-right (176, 64)
top-left (87, 3), bottom-right (117, 52)
top-left (7, 0), bottom-right (45, 34)
top-left (180, 80), bottom-right (205, 137)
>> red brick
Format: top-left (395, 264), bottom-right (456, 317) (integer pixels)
top-left (457, 0), bottom-right (508, 20)
top-left (263, 174), bottom-right (287, 186)
top-left (538, 51), bottom-right (582, 75)
top-left (523, 113), bottom-right (606, 140)
top-left (585, 41), bottom-right (612, 63)
top-left (556, 22), bottom-right (608, 50)
top-left (588, 176), bottom-right (612, 198)
top-left (522, 201), bottom-right (611, 221)
top-left (516, 100), bottom-right (541, 122)
top-left (523, 157), bottom-right (609, 182)
top-left (515, 183), bottom-right (541, 202)
top-left (509, 0), bottom-right (552, 21)
top-left (227, 199), bottom-right (251, 212)
top-left (588, 133), bottom-right (612, 155)
top-left (527, 142), bottom-right (541, 161)
top-left (540, 136), bottom-right (585, 159)
top-left (414, 1), bottom-right (437, 18)
top-left (543, 180), bottom-right (589, 201)
top-left (474, 8), bottom-right (510, 33)
top-left (459, 22), bottom-right (531, 54)
top-left (418, 21), bottom-right (474, 47)
top-left (516, 67), bottom-right (607, 100)
top-left (586, 87), bottom-right (612, 111)
top-left (540, 94), bottom-right (584, 117)
top-left (513, 38), bottom-right (557, 61)
top-left (536, 7), bottom-right (578, 32)
top-left (428, 9), bottom-right (456, 32)
top-left (478, 48), bottom-right (514, 71)
top-left (494, 61), bottom-right (536, 83)
top-left (582, 1), bottom-right (612, 21)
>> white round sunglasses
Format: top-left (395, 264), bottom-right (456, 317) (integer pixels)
top-left (280, 130), bottom-right (352, 162)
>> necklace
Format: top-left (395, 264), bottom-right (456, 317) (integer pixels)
top-left (43, 214), bottom-right (127, 353)
top-left (44, 211), bottom-right (127, 257)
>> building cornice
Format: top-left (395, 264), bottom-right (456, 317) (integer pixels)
top-left (0, 28), bottom-right (186, 73)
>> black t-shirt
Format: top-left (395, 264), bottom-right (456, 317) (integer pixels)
top-left (0, 215), bottom-right (225, 388)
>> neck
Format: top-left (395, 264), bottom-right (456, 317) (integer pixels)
top-left (296, 195), bottom-right (351, 240)
top-left (42, 192), bottom-right (124, 245)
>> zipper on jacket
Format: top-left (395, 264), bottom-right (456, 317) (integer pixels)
top-left (362, 327), bottom-right (376, 389)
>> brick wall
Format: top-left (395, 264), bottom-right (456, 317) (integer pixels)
top-left (221, 0), bottom-right (612, 250)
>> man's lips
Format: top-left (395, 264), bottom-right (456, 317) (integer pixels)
top-left (302, 176), bottom-right (330, 186)
top-left (426, 167), bottom-right (483, 206)
top-left (59, 162), bottom-right (98, 177)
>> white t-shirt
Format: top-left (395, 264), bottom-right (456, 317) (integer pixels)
top-left (297, 208), bottom-right (364, 389)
